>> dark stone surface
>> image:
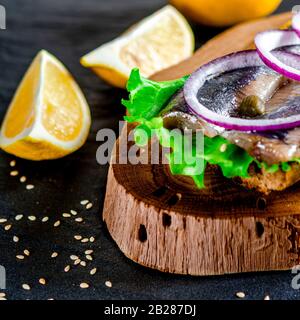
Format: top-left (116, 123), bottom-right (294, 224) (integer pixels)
top-left (0, 0), bottom-right (300, 300)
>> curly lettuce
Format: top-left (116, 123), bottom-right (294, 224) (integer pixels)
top-left (122, 68), bottom-right (294, 188)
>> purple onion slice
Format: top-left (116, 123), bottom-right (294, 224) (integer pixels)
top-left (184, 49), bottom-right (300, 132)
top-left (255, 29), bottom-right (300, 81)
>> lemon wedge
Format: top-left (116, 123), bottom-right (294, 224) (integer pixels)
top-left (0, 50), bottom-right (91, 160)
top-left (80, 5), bottom-right (194, 88)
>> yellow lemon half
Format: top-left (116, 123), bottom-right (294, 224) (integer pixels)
top-left (0, 50), bottom-right (91, 160)
top-left (80, 5), bottom-right (194, 88)
top-left (170, 0), bottom-right (282, 27)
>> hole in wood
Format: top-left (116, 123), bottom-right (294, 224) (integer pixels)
top-left (135, 148), bottom-right (140, 157)
top-left (152, 186), bottom-right (167, 197)
top-left (183, 217), bottom-right (186, 229)
top-left (256, 221), bottom-right (265, 238)
top-left (256, 197), bottom-right (267, 210)
top-left (167, 193), bottom-right (182, 206)
top-left (138, 224), bottom-right (147, 242)
top-left (162, 212), bottom-right (171, 227)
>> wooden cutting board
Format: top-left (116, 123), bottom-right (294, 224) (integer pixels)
top-left (102, 12), bottom-right (300, 276)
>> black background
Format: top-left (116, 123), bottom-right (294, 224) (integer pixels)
top-left (0, 0), bottom-right (300, 300)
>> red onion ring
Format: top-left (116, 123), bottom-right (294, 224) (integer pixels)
top-left (255, 29), bottom-right (300, 81)
top-left (184, 49), bottom-right (300, 132)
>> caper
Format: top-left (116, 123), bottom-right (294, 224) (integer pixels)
top-left (238, 95), bottom-right (265, 117)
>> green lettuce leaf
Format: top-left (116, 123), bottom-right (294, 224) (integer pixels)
top-left (121, 69), bottom-right (296, 188)
top-left (122, 68), bottom-right (188, 123)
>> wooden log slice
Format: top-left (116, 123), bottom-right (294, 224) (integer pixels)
top-left (103, 12), bottom-right (300, 275)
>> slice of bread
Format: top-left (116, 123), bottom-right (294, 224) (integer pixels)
top-left (234, 162), bottom-right (300, 194)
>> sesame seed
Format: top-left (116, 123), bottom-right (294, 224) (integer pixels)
top-left (80, 282), bottom-right (89, 289)
top-left (53, 220), bottom-right (60, 227)
top-left (236, 292), bottom-right (245, 299)
top-left (10, 170), bottom-right (19, 176)
top-left (75, 217), bottom-right (83, 223)
top-left (74, 259), bottom-right (81, 265)
top-left (81, 238), bottom-right (89, 243)
top-left (80, 261), bottom-right (86, 267)
top-left (20, 176), bottom-right (27, 183)
top-left (0, 293), bottom-right (6, 298)
top-left (4, 224), bottom-right (12, 231)
top-left (62, 213), bottom-right (71, 218)
top-left (39, 278), bottom-right (46, 285)
top-left (13, 236), bottom-right (19, 243)
top-left (85, 250), bottom-right (93, 255)
top-left (74, 235), bottom-right (82, 240)
top-left (15, 214), bottom-right (23, 221)
top-left (80, 200), bottom-right (89, 205)
top-left (0, 219), bottom-right (7, 223)
top-left (90, 268), bottom-right (97, 275)
top-left (28, 216), bottom-right (36, 221)
top-left (23, 249), bottom-right (30, 256)
top-left (22, 284), bottom-right (31, 291)
top-left (70, 210), bottom-right (77, 216)
top-left (70, 255), bottom-right (79, 261)
top-left (220, 143), bottom-right (227, 152)
top-left (0, 297), bottom-right (7, 300)
top-left (89, 237), bottom-right (95, 243)
top-left (16, 255), bottom-right (25, 260)
top-left (264, 295), bottom-right (270, 300)
top-left (42, 216), bottom-right (49, 222)
top-left (86, 203), bottom-right (93, 210)
top-left (26, 184), bottom-right (34, 190)
top-left (86, 255), bottom-right (93, 261)
top-left (64, 265), bottom-right (71, 272)
top-left (105, 281), bottom-right (112, 288)
top-left (10, 160), bottom-right (16, 167)
top-left (51, 252), bottom-right (58, 258)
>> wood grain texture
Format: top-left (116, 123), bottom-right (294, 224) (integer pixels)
top-left (103, 12), bottom-right (300, 275)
